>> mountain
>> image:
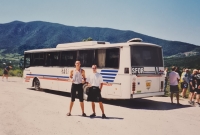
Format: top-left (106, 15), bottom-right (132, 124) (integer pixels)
top-left (0, 21), bottom-right (200, 57)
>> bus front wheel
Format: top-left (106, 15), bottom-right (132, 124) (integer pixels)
top-left (34, 79), bottom-right (40, 91)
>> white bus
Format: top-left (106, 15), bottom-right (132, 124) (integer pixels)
top-left (23, 38), bottom-right (165, 99)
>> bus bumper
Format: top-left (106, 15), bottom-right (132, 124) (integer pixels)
top-left (131, 91), bottom-right (164, 98)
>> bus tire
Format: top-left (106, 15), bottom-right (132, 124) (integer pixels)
top-left (34, 78), bottom-right (40, 91)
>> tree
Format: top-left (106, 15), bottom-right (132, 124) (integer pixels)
top-left (82, 37), bottom-right (93, 41)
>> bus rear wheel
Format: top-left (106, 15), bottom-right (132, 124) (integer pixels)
top-left (34, 79), bottom-right (40, 91)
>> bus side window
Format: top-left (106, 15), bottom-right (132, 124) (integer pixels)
top-left (97, 49), bottom-right (106, 68)
top-left (32, 53), bottom-right (44, 66)
top-left (78, 50), bottom-right (95, 67)
top-left (45, 52), bottom-right (60, 66)
top-left (24, 54), bottom-right (30, 68)
top-left (60, 51), bottom-right (77, 66)
top-left (105, 48), bottom-right (119, 68)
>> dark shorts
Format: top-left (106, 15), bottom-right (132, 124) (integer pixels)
top-left (87, 86), bottom-right (102, 102)
top-left (170, 85), bottom-right (179, 93)
top-left (71, 83), bottom-right (83, 102)
top-left (196, 89), bottom-right (200, 94)
top-left (181, 82), bottom-right (188, 89)
top-left (3, 70), bottom-right (8, 75)
top-left (189, 87), bottom-right (196, 93)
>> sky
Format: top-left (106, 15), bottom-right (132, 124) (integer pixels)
top-left (0, 0), bottom-right (200, 45)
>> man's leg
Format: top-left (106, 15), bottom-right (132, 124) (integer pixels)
top-left (6, 75), bottom-right (8, 81)
top-left (99, 102), bottom-right (105, 114)
top-left (193, 92), bottom-right (197, 100)
top-left (2, 74), bottom-right (4, 80)
top-left (78, 84), bottom-right (85, 115)
top-left (197, 94), bottom-right (200, 103)
top-left (92, 102), bottom-right (95, 114)
top-left (68, 101), bottom-right (74, 114)
top-left (182, 88), bottom-right (186, 97)
top-left (176, 92), bottom-right (179, 104)
top-left (67, 85), bottom-right (76, 115)
top-left (188, 92), bottom-right (194, 105)
top-left (170, 93), bottom-right (174, 103)
top-left (80, 102), bottom-right (84, 114)
top-left (189, 92), bottom-right (194, 101)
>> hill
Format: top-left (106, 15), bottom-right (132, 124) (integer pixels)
top-left (0, 21), bottom-right (200, 56)
top-left (0, 21), bottom-right (200, 69)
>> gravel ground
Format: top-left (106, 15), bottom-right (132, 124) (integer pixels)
top-left (0, 77), bottom-right (199, 135)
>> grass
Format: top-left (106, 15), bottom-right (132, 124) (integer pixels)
top-left (0, 69), bottom-right (23, 77)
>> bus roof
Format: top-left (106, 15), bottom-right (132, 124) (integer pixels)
top-left (24, 41), bottom-right (161, 54)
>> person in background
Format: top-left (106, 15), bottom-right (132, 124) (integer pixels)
top-left (180, 69), bottom-right (190, 98)
top-left (169, 66), bottom-right (180, 104)
top-left (164, 67), bottom-right (169, 94)
top-left (86, 65), bottom-right (106, 119)
top-left (175, 67), bottom-right (182, 78)
top-left (194, 69), bottom-right (200, 106)
top-left (2, 66), bottom-right (12, 81)
top-left (188, 69), bottom-right (198, 105)
top-left (66, 60), bottom-right (86, 117)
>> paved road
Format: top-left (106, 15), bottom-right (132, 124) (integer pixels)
top-left (0, 77), bottom-right (199, 135)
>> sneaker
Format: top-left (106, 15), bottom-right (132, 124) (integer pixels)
top-left (192, 101), bottom-right (195, 105)
top-left (188, 101), bottom-right (193, 105)
top-left (102, 114), bottom-right (106, 119)
top-left (90, 113), bottom-right (96, 117)
top-left (82, 113), bottom-right (87, 117)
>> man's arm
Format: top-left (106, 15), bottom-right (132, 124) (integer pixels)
top-left (69, 70), bottom-right (74, 82)
top-left (100, 83), bottom-right (103, 90)
top-left (189, 76), bottom-right (195, 90)
top-left (177, 74), bottom-right (180, 82)
top-left (4, 67), bottom-right (8, 72)
top-left (99, 75), bottom-right (103, 90)
top-left (81, 70), bottom-right (86, 83)
top-left (190, 81), bottom-right (195, 90)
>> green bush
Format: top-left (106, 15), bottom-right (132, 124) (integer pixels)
top-left (9, 69), bottom-right (23, 77)
top-left (0, 69), bottom-right (3, 76)
top-left (0, 69), bottom-right (23, 77)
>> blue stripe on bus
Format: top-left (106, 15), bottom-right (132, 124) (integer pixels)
top-left (100, 73), bottom-right (117, 76)
top-left (103, 79), bottom-right (114, 82)
top-left (101, 70), bottom-right (118, 73)
top-left (102, 76), bottom-right (115, 79)
top-left (26, 74), bottom-right (69, 78)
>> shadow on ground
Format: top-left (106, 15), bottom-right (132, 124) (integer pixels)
top-left (73, 115), bottom-right (123, 120)
top-left (27, 88), bottom-right (191, 111)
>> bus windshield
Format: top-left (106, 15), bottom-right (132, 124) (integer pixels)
top-left (131, 46), bottom-right (163, 67)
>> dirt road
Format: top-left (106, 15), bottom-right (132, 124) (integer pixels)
top-left (0, 77), bottom-right (199, 135)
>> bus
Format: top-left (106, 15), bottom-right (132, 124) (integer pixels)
top-left (23, 38), bottom-right (165, 99)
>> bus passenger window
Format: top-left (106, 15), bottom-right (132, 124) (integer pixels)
top-left (32, 53), bottom-right (44, 66)
top-left (105, 48), bottom-right (119, 68)
top-left (24, 54), bottom-right (31, 68)
top-left (60, 51), bottom-right (77, 66)
top-left (45, 52), bottom-right (60, 66)
top-left (78, 50), bottom-right (95, 67)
